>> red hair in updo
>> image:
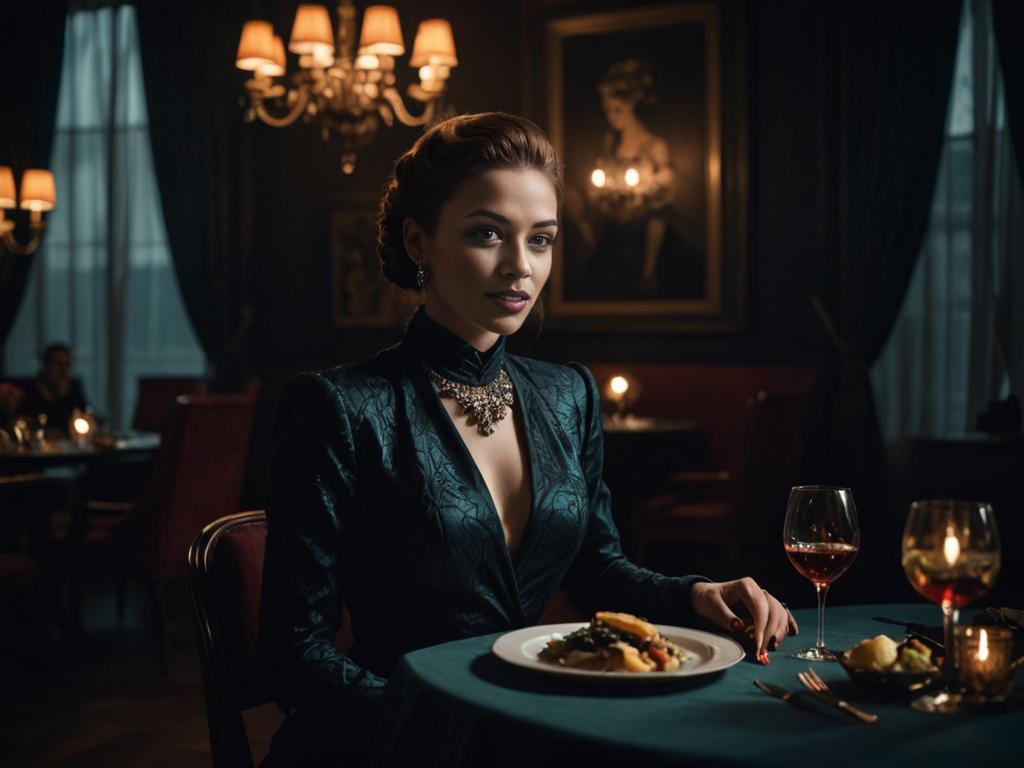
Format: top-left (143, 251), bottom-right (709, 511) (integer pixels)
top-left (376, 112), bottom-right (563, 289)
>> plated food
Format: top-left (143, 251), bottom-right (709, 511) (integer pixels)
top-left (538, 611), bottom-right (690, 672)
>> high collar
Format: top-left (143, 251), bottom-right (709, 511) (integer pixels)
top-left (403, 306), bottom-right (506, 386)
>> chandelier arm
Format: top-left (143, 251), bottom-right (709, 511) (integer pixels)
top-left (252, 88), bottom-right (312, 128)
top-left (2, 230), bottom-right (42, 256)
top-left (380, 87), bottom-right (436, 127)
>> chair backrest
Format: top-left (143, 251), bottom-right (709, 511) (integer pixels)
top-left (142, 393), bottom-right (256, 580)
top-left (131, 376), bottom-right (209, 433)
top-left (188, 510), bottom-right (354, 768)
top-left (188, 510), bottom-right (271, 768)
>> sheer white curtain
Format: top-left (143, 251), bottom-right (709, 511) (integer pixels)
top-left (872, 0), bottom-right (1023, 438)
top-left (4, 5), bottom-right (205, 429)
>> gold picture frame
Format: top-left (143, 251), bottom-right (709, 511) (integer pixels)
top-left (533, 1), bottom-right (747, 331)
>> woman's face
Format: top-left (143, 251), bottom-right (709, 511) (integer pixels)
top-left (408, 168), bottom-right (558, 351)
top-left (601, 94), bottom-right (635, 131)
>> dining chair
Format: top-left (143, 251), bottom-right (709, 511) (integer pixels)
top-left (65, 393), bottom-right (256, 671)
top-left (631, 390), bottom-right (813, 577)
top-left (188, 510), bottom-right (273, 768)
top-left (188, 510), bottom-right (355, 767)
top-left (131, 376), bottom-right (210, 433)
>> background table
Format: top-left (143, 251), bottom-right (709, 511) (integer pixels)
top-left (376, 604), bottom-right (1024, 767)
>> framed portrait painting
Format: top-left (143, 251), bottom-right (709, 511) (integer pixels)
top-left (532, 1), bottom-right (747, 331)
top-left (330, 197), bottom-right (405, 327)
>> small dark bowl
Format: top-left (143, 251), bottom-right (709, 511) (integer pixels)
top-left (838, 650), bottom-right (940, 695)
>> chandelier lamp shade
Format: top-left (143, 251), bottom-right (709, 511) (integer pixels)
top-left (235, 1), bottom-right (458, 174)
top-left (0, 166), bottom-right (56, 256)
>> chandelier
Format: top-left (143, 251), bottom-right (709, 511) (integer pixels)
top-left (235, 2), bottom-right (457, 174)
top-left (0, 166), bottom-right (56, 256)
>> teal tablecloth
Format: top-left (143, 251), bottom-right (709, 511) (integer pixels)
top-left (375, 604), bottom-right (1024, 767)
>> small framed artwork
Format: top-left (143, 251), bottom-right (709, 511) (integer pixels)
top-left (330, 197), bottom-right (406, 327)
top-left (531, 1), bottom-right (747, 331)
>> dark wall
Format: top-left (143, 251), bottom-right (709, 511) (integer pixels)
top-left (244, 0), bottom-right (832, 377)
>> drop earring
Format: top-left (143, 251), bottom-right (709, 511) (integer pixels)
top-left (416, 261), bottom-right (427, 290)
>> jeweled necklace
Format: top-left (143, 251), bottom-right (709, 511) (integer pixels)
top-left (425, 365), bottom-right (513, 436)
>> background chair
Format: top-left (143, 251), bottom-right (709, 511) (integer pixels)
top-left (632, 390), bottom-right (813, 580)
top-left (67, 393), bottom-right (256, 671)
top-left (131, 376), bottom-right (209, 433)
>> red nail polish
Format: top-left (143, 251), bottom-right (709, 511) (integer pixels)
top-left (758, 648), bottom-right (770, 666)
top-left (729, 618), bottom-right (744, 634)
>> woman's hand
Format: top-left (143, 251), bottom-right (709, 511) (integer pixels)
top-left (690, 578), bottom-right (798, 664)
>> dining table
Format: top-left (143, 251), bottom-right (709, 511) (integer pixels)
top-left (374, 603), bottom-right (1024, 767)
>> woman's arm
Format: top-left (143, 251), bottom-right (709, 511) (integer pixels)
top-left (259, 372), bottom-right (387, 714)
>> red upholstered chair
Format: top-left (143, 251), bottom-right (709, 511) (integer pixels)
top-left (68, 393), bottom-right (256, 671)
top-left (188, 510), bottom-right (272, 768)
top-left (633, 390), bottom-right (814, 576)
top-left (187, 510), bottom-right (354, 768)
top-left (131, 376), bottom-right (209, 433)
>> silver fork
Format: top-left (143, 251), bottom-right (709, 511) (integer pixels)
top-left (797, 668), bottom-right (878, 724)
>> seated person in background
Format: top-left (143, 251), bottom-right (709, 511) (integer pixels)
top-left (19, 343), bottom-right (88, 435)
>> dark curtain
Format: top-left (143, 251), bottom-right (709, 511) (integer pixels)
top-left (993, 0), bottom-right (1024, 186)
top-left (135, 0), bottom-right (254, 386)
top-left (819, 0), bottom-right (962, 598)
top-left (0, 1), bottom-right (69, 352)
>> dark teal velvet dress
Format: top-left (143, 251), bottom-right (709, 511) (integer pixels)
top-left (259, 307), bottom-right (707, 762)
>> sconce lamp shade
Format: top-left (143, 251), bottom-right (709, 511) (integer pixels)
top-left (359, 6), bottom-right (405, 56)
top-left (19, 169), bottom-right (56, 212)
top-left (236, 20), bottom-right (276, 71)
top-left (258, 35), bottom-right (287, 77)
top-left (0, 166), bottom-right (15, 209)
top-left (290, 4), bottom-right (335, 57)
top-left (410, 19), bottom-right (457, 67)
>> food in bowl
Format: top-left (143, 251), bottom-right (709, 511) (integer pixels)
top-left (845, 635), bottom-right (938, 673)
top-left (538, 611), bottom-right (690, 672)
top-left (840, 635), bottom-right (940, 692)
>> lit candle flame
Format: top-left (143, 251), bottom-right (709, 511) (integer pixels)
top-left (978, 628), bottom-right (989, 662)
top-left (72, 417), bottom-right (91, 436)
top-left (624, 167), bottom-right (640, 187)
top-left (943, 525), bottom-right (960, 566)
top-left (591, 168), bottom-right (606, 188)
top-left (609, 375), bottom-right (629, 397)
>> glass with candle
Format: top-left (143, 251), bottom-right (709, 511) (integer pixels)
top-left (902, 500), bottom-right (1001, 713)
top-left (955, 625), bottom-right (1014, 703)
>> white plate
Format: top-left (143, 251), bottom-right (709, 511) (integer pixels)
top-left (492, 622), bottom-right (745, 684)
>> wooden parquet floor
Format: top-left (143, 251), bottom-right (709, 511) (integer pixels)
top-left (0, 577), bottom-right (283, 767)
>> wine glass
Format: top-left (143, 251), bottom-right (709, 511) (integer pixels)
top-left (783, 486), bottom-right (860, 661)
top-left (902, 499), bottom-right (1000, 714)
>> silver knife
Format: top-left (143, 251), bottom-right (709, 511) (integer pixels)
top-left (753, 680), bottom-right (827, 717)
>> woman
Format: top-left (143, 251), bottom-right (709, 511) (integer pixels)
top-left (259, 113), bottom-right (795, 765)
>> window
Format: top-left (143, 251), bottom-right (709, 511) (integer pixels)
top-left (4, 5), bottom-right (206, 428)
top-left (872, 0), bottom-right (1017, 438)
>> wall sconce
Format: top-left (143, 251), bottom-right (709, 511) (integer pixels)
top-left (0, 166), bottom-right (57, 256)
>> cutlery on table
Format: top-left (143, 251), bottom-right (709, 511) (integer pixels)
top-left (871, 616), bottom-right (944, 652)
top-left (796, 668), bottom-right (878, 724)
top-left (753, 680), bottom-right (828, 717)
